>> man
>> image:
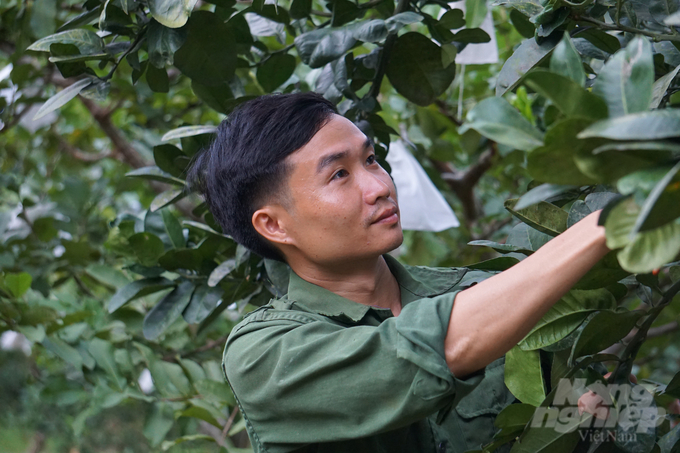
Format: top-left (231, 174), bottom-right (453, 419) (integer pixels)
top-left (188, 93), bottom-right (609, 452)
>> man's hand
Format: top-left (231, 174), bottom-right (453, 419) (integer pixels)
top-left (445, 211), bottom-right (609, 377)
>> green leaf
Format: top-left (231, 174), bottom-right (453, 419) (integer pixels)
top-left (630, 161), bottom-right (680, 236)
top-left (290, 0), bottom-right (312, 19)
top-left (88, 338), bottom-right (125, 390)
top-left (384, 12), bottom-right (423, 34)
top-left (125, 166), bottom-right (186, 186)
top-left (129, 232), bottom-right (165, 266)
top-left (143, 281), bottom-right (195, 339)
top-left (505, 346), bottom-right (545, 406)
top-left (386, 32), bottom-right (457, 107)
top-left (294, 27), bottom-right (356, 69)
top-left (574, 28), bottom-right (620, 54)
top-left (208, 259), bottom-right (236, 287)
top-left (467, 240), bottom-right (534, 255)
top-left (452, 28), bottom-right (491, 44)
top-left (523, 70), bottom-right (608, 120)
top-left (4, 272), bottom-right (32, 297)
top-left (183, 285), bottom-right (222, 324)
top-left (665, 370), bottom-right (680, 398)
top-left (505, 199), bottom-right (568, 236)
top-left (84, 264), bottom-right (130, 290)
top-left (194, 379), bottom-right (236, 405)
top-left (43, 336), bottom-right (83, 369)
top-left (496, 33), bottom-right (560, 96)
top-left (465, 0), bottom-right (488, 28)
top-left (651, 64), bottom-right (680, 109)
top-left (462, 97), bottom-right (543, 151)
top-left (257, 53), bottom-right (296, 91)
top-left (150, 188), bottom-right (187, 212)
top-left (160, 208), bottom-right (185, 249)
top-left (144, 403), bottom-right (175, 447)
top-left (146, 64), bottom-right (169, 93)
top-left (33, 78), bottom-right (92, 120)
top-left (108, 277), bottom-right (175, 313)
top-left (174, 11), bottom-right (237, 85)
top-left (519, 289), bottom-right (616, 350)
top-left (526, 118), bottom-right (601, 185)
top-left (495, 403), bottom-right (536, 430)
top-left (618, 221), bottom-right (680, 273)
top-left (28, 29), bottom-right (104, 53)
top-left (509, 9), bottom-right (535, 39)
top-left (161, 125), bottom-right (217, 141)
top-left (191, 81), bottom-right (235, 114)
top-left (658, 422), bottom-right (680, 453)
top-left (550, 33), bottom-right (585, 86)
top-left (438, 9), bottom-right (465, 29)
top-left (467, 256), bottom-right (520, 271)
top-left (148, 0), bottom-right (198, 28)
top-left (604, 196), bottom-right (639, 249)
top-left (570, 309), bottom-right (642, 360)
top-left (508, 425), bottom-right (580, 453)
top-left (593, 37), bottom-right (654, 118)
top-left (161, 435), bottom-right (216, 451)
top-left (441, 44), bottom-right (457, 68)
top-left (352, 19), bottom-right (388, 43)
top-left (147, 19), bottom-right (187, 68)
top-left (578, 110), bottom-right (680, 141)
top-left (515, 184), bottom-right (578, 210)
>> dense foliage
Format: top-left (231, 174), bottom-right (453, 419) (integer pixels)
top-left (2, 0), bottom-right (680, 451)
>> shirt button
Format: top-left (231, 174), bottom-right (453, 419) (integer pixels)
top-left (437, 441), bottom-right (447, 453)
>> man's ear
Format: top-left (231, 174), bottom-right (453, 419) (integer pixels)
top-left (251, 206), bottom-right (292, 247)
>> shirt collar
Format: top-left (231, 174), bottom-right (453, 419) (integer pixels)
top-left (286, 255), bottom-right (467, 323)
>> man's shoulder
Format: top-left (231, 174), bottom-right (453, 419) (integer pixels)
top-left (226, 297), bottom-right (330, 342)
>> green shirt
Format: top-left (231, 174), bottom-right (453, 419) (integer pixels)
top-left (222, 255), bottom-right (516, 453)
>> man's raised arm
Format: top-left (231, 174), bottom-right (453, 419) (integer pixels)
top-left (445, 211), bottom-right (609, 377)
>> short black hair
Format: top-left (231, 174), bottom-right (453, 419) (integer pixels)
top-left (188, 92), bottom-right (337, 261)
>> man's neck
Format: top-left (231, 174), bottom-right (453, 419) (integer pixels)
top-left (289, 256), bottom-right (402, 316)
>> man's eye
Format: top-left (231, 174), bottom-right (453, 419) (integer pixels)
top-left (367, 154), bottom-right (377, 165)
top-left (332, 169), bottom-right (348, 180)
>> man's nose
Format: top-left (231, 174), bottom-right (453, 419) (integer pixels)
top-left (361, 170), bottom-right (392, 204)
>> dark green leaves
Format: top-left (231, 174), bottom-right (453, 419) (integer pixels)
top-left (570, 310), bottom-right (642, 360)
top-left (462, 97), bottom-right (543, 151)
top-left (147, 20), bottom-right (187, 68)
top-left (593, 37), bottom-right (654, 118)
top-left (496, 33), bottom-right (560, 96)
top-left (143, 281), bottom-right (195, 339)
top-left (108, 277), bottom-right (175, 313)
top-left (174, 11), bottom-right (237, 86)
top-left (386, 32), bottom-right (457, 106)
top-left (578, 110), bottom-right (680, 141)
top-left (505, 198), bottom-right (568, 236)
top-left (550, 33), bottom-right (585, 86)
top-left (505, 346), bottom-right (545, 406)
top-left (257, 53), bottom-right (296, 91)
top-left (523, 70), bottom-right (608, 120)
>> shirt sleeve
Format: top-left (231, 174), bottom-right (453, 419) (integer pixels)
top-left (222, 291), bottom-right (485, 448)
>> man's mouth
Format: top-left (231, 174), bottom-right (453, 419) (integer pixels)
top-left (372, 205), bottom-right (399, 224)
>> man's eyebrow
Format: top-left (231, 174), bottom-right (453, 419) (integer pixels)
top-left (316, 138), bottom-right (374, 174)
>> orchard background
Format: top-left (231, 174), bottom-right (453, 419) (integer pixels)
top-left (2, 0), bottom-right (680, 451)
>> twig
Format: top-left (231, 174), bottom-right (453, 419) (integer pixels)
top-left (220, 407), bottom-right (240, 444)
top-left (576, 16), bottom-right (680, 43)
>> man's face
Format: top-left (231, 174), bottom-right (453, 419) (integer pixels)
top-left (279, 114), bottom-right (403, 266)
